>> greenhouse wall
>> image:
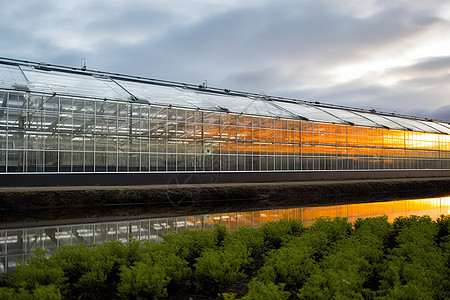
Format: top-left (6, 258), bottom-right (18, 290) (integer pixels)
top-left (1, 90), bottom-right (449, 174)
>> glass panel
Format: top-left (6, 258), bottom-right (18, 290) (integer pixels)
top-left (117, 80), bottom-right (294, 118)
top-left (116, 80), bottom-right (199, 108)
top-left (417, 120), bottom-right (450, 134)
top-left (58, 226), bottom-right (73, 246)
top-left (274, 101), bottom-right (344, 123)
top-left (0, 65), bottom-right (28, 89)
top-left (322, 107), bottom-right (378, 127)
top-left (22, 67), bottom-right (130, 101)
top-left (6, 230), bottom-right (25, 255)
top-left (383, 115), bottom-right (435, 133)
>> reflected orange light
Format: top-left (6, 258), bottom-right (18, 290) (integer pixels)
top-left (210, 195), bottom-right (450, 229)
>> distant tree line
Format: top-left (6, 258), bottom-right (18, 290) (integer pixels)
top-left (0, 215), bottom-right (449, 299)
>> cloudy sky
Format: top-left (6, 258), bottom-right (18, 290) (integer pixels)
top-left (1, 0), bottom-right (449, 121)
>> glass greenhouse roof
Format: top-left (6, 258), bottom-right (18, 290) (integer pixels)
top-left (0, 58), bottom-right (449, 134)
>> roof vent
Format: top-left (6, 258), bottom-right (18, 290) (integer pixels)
top-left (297, 115), bottom-right (309, 121)
top-left (199, 80), bottom-right (207, 89)
top-left (12, 83), bottom-right (29, 91)
top-left (216, 105), bottom-right (230, 113)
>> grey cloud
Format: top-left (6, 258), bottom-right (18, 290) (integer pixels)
top-left (4, 0), bottom-right (443, 75)
top-left (387, 56), bottom-right (450, 79)
top-left (276, 68), bottom-right (450, 122)
top-left (410, 56), bottom-right (450, 72)
top-left (0, 0), bottom-right (448, 121)
top-left (398, 73), bottom-right (450, 89)
top-left (428, 105), bottom-right (450, 123)
top-left (223, 68), bottom-right (284, 93)
top-left (135, 0), bottom-right (445, 91)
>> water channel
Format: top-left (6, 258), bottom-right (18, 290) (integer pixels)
top-left (1, 194), bottom-right (449, 274)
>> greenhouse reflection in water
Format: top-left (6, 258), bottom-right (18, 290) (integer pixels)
top-left (1, 195), bottom-right (449, 273)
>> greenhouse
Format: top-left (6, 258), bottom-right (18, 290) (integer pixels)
top-left (0, 57), bottom-right (449, 184)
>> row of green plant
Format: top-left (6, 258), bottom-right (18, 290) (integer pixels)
top-left (0, 215), bottom-right (449, 299)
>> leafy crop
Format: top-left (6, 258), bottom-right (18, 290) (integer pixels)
top-left (0, 215), bottom-right (448, 299)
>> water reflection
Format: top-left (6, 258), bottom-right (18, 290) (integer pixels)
top-left (1, 196), bottom-right (449, 274)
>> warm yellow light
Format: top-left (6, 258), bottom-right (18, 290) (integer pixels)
top-left (167, 138), bottom-right (195, 142)
top-left (441, 196), bottom-right (450, 206)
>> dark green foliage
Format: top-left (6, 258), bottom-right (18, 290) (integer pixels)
top-left (436, 215), bottom-right (450, 245)
top-left (257, 242), bottom-right (317, 290)
top-left (3, 248), bottom-right (66, 291)
top-left (194, 243), bottom-right (249, 293)
top-left (0, 215), bottom-right (448, 299)
top-left (31, 284), bottom-right (62, 299)
top-left (194, 226), bottom-right (265, 293)
top-left (122, 238), bottom-right (145, 265)
top-left (225, 226), bottom-right (265, 258)
top-left (353, 215), bottom-right (391, 243)
top-left (436, 215), bottom-right (450, 294)
top-left (309, 216), bottom-right (353, 245)
top-left (162, 224), bottom-right (226, 265)
top-left (214, 223), bottom-right (229, 247)
top-left (377, 215), bottom-right (448, 299)
top-left (117, 240), bottom-right (189, 299)
top-left (297, 235), bottom-right (377, 299)
top-left (49, 243), bottom-right (114, 292)
top-left (387, 215), bottom-right (432, 249)
top-left (352, 216), bottom-right (390, 291)
top-left (117, 263), bottom-right (168, 300)
top-left (0, 287), bottom-right (18, 300)
top-left (261, 219), bottom-right (305, 250)
top-left (140, 244), bottom-right (190, 283)
top-left (241, 279), bottom-right (291, 300)
top-left (0, 284), bottom-right (62, 300)
top-left (257, 218), bottom-right (354, 295)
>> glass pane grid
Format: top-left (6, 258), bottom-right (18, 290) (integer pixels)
top-left (1, 67), bottom-right (449, 174)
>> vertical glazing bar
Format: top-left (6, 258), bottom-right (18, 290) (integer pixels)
top-left (403, 131), bottom-right (406, 170)
top-left (234, 114), bottom-right (238, 171)
top-left (57, 96), bottom-right (60, 172)
top-left (166, 107), bottom-right (169, 172)
top-left (83, 102), bottom-right (86, 172)
top-left (312, 122), bottom-right (315, 170)
top-left (93, 100), bottom-right (97, 172)
top-left (56, 227), bottom-right (60, 248)
top-left (24, 94), bottom-right (28, 173)
top-left (116, 101), bottom-right (119, 171)
top-left (70, 98), bottom-right (73, 172)
top-left (201, 111), bottom-right (204, 172)
top-left (251, 116), bottom-right (253, 172)
top-left (219, 113), bottom-right (222, 172)
top-left (5, 92), bottom-right (8, 172)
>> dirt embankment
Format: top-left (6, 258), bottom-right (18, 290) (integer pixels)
top-left (1, 178), bottom-right (450, 211)
top-left (0, 178), bottom-right (449, 227)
